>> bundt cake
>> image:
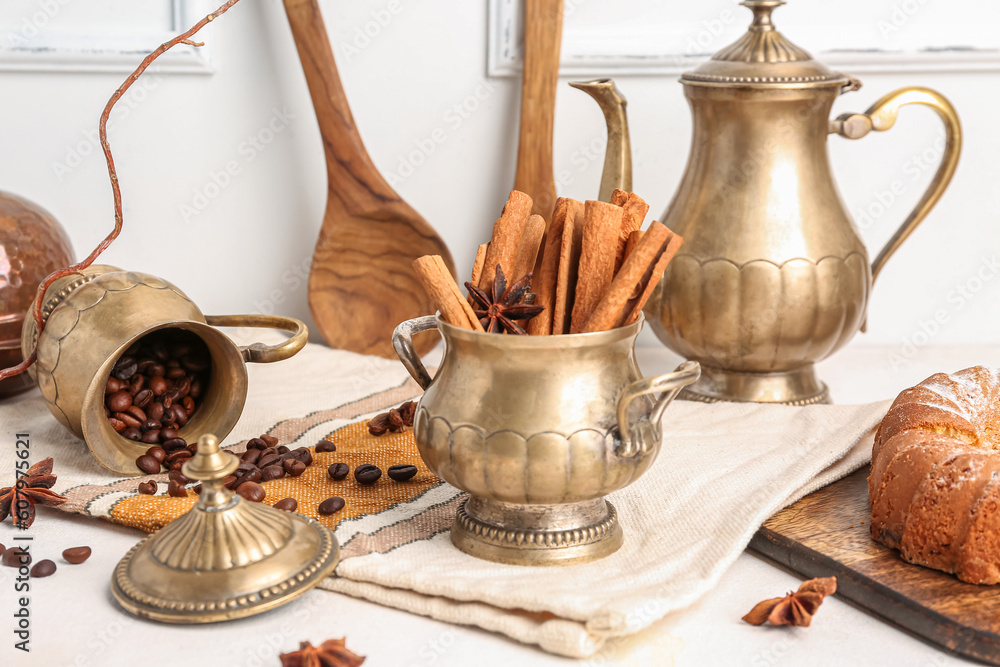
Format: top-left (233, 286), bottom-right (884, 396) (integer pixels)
top-left (870, 366), bottom-right (1000, 584)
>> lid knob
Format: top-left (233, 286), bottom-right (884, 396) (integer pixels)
top-left (741, 1), bottom-right (784, 30)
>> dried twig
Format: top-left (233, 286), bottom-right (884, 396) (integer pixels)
top-left (0, 0), bottom-right (243, 383)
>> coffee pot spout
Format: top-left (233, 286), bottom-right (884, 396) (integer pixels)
top-left (569, 79), bottom-right (632, 201)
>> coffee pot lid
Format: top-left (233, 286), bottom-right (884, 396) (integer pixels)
top-left (682, 1), bottom-right (851, 88)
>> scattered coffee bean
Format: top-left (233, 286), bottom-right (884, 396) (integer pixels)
top-left (238, 467), bottom-right (262, 485)
top-left (161, 437), bottom-right (186, 452)
top-left (242, 448), bottom-right (261, 465)
top-left (2, 547), bottom-right (30, 567)
top-left (0, 543), bottom-right (5, 557)
top-left (168, 479), bottom-right (188, 498)
top-left (223, 475), bottom-right (239, 490)
top-left (260, 434), bottom-right (278, 448)
top-left (135, 454), bottom-right (161, 475)
top-left (293, 448), bottom-right (313, 466)
top-left (258, 453), bottom-right (281, 469)
top-left (273, 498), bottom-right (297, 512)
top-left (354, 464), bottom-right (382, 485)
top-left (284, 459), bottom-right (306, 477)
top-left (246, 438), bottom-right (266, 451)
top-left (316, 441), bottom-right (337, 453)
top-left (146, 446), bottom-right (166, 463)
top-left (62, 547), bottom-right (92, 564)
top-left (168, 470), bottom-right (190, 485)
top-left (236, 481), bottom-right (265, 503)
top-left (193, 484), bottom-right (203, 494)
top-left (165, 449), bottom-right (193, 464)
top-left (137, 481), bottom-right (157, 495)
top-left (277, 445), bottom-right (290, 455)
top-left (328, 462), bottom-right (350, 481)
top-left (261, 465), bottom-right (285, 482)
top-left (387, 464), bottom-right (418, 482)
top-left (318, 496), bottom-right (346, 515)
top-left (31, 560), bottom-right (56, 578)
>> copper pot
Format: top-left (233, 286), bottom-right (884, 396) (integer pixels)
top-left (21, 265), bottom-right (307, 474)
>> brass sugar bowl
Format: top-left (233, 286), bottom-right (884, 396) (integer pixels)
top-left (646, 0), bottom-right (961, 405)
top-left (21, 265), bottom-right (307, 474)
top-left (393, 314), bottom-right (700, 565)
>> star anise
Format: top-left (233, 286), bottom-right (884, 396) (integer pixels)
top-left (280, 638), bottom-right (365, 667)
top-left (465, 265), bottom-right (544, 334)
top-left (742, 576), bottom-right (837, 627)
top-left (0, 457), bottom-right (67, 528)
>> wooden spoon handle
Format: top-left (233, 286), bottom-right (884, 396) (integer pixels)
top-left (513, 0), bottom-right (564, 223)
top-left (282, 0), bottom-right (392, 211)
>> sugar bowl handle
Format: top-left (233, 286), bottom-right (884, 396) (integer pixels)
top-left (616, 360), bottom-right (700, 457)
top-left (392, 316), bottom-right (439, 390)
top-left (204, 314), bottom-right (308, 364)
top-left (831, 87), bottom-right (962, 295)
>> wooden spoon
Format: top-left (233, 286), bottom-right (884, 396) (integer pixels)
top-left (283, 0), bottom-right (456, 358)
top-left (513, 0), bottom-right (564, 223)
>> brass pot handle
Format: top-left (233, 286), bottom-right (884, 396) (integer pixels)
top-left (392, 316), bottom-right (439, 390)
top-left (831, 86), bottom-right (962, 292)
top-left (205, 314), bottom-right (309, 364)
top-left (616, 360), bottom-right (700, 457)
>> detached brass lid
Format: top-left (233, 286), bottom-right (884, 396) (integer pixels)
top-left (111, 434), bottom-right (339, 624)
top-left (682, 1), bottom-right (850, 88)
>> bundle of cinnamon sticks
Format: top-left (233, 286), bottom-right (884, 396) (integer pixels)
top-left (413, 189), bottom-right (682, 335)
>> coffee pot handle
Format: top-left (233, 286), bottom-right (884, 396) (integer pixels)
top-left (830, 87), bottom-right (962, 316)
top-left (204, 314), bottom-right (308, 363)
top-left (616, 360), bottom-right (700, 457)
top-left (392, 315), bottom-right (439, 390)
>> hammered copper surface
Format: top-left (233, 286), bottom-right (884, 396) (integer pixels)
top-left (0, 191), bottom-right (73, 398)
top-left (647, 1), bottom-right (961, 405)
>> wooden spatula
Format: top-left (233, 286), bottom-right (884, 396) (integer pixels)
top-left (283, 0), bottom-right (456, 358)
top-left (513, 0), bottom-right (564, 224)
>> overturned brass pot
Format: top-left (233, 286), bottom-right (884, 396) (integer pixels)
top-left (393, 314), bottom-right (699, 566)
top-left (21, 265), bottom-right (307, 474)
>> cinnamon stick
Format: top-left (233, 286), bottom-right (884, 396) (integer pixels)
top-left (413, 255), bottom-right (483, 331)
top-left (552, 199), bottom-right (585, 334)
top-left (512, 214), bottom-right (546, 284)
top-left (526, 199), bottom-right (570, 335)
top-left (622, 229), bottom-right (643, 264)
top-left (615, 193), bottom-right (649, 273)
top-left (471, 243), bottom-right (489, 286)
top-left (582, 222), bottom-right (672, 332)
top-left (570, 200), bottom-right (623, 333)
top-left (610, 188), bottom-right (628, 206)
top-left (478, 190), bottom-right (532, 290)
top-left (623, 229), bottom-right (684, 326)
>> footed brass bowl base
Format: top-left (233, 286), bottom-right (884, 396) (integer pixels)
top-left (451, 496), bottom-right (623, 566)
top-left (679, 364), bottom-right (830, 406)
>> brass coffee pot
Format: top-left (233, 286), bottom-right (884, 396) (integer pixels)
top-left (646, 0), bottom-right (961, 404)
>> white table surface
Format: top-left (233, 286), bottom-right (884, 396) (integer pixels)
top-left (3, 343), bottom-right (996, 667)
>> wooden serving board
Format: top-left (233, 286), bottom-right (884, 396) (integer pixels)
top-left (749, 469), bottom-right (1000, 664)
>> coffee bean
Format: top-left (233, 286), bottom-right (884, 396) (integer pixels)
top-left (260, 434), bottom-right (278, 447)
top-left (145, 362), bottom-right (166, 378)
top-left (161, 437), bottom-right (186, 451)
top-left (260, 447), bottom-right (278, 459)
top-left (133, 388), bottom-right (154, 409)
top-left (135, 454), bottom-right (160, 474)
top-left (116, 412), bottom-right (142, 429)
top-left (146, 446), bottom-right (167, 463)
top-left (108, 418), bottom-right (126, 433)
top-left (223, 475), bottom-right (238, 490)
top-left (387, 464), bottom-right (418, 482)
top-left (126, 405), bottom-right (146, 423)
top-left (106, 377), bottom-right (123, 393)
top-left (261, 465), bottom-right (284, 482)
top-left (293, 448), bottom-right (313, 466)
top-left (62, 547), bottom-right (92, 564)
top-left (318, 497), bottom-right (346, 515)
top-left (107, 390), bottom-right (133, 412)
top-left (277, 445), bottom-right (290, 455)
top-left (193, 484), bottom-right (203, 494)
top-left (113, 360), bottom-right (138, 381)
top-left (242, 449), bottom-right (261, 465)
top-left (328, 463), bottom-right (350, 481)
top-left (137, 481), bottom-right (157, 495)
top-left (130, 375), bottom-right (145, 394)
top-left (236, 481), bottom-right (265, 503)
top-left (258, 453), bottom-right (281, 469)
top-left (165, 449), bottom-right (193, 464)
top-left (141, 429), bottom-right (161, 444)
top-left (149, 376), bottom-right (168, 396)
top-left (181, 355), bottom-right (209, 372)
top-left (182, 396), bottom-right (196, 413)
top-left (169, 404), bottom-right (189, 427)
top-left (240, 468), bottom-right (262, 485)
top-left (168, 470), bottom-right (190, 485)
top-left (354, 464), bottom-right (382, 485)
top-left (3, 547), bottom-right (30, 567)
top-left (0, 543), bottom-right (6, 556)
top-left (122, 427), bottom-right (142, 441)
top-left (273, 498), bottom-right (297, 512)
top-left (30, 559), bottom-right (56, 578)
top-left (147, 402), bottom-right (165, 422)
top-left (246, 438), bottom-right (266, 451)
top-left (168, 479), bottom-right (188, 498)
top-left (284, 459), bottom-right (306, 477)
top-left (316, 441), bottom-right (337, 453)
